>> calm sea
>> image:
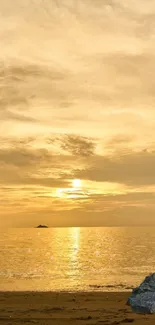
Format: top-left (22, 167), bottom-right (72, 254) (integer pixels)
top-left (0, 227), bottom-right (154, 292)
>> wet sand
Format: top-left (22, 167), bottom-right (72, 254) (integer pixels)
top-left (0, 291), bottom-right (155, 324)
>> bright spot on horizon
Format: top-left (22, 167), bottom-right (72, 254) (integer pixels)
top-left (55, 179), bottom-right (84, 199)
top-left (56, 188), bottom-right (63, 198)
top-left (72, 179), bottom-right (82, 188)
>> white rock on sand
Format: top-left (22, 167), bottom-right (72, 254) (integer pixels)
top-left (128, 273), bottom-right (155, 313)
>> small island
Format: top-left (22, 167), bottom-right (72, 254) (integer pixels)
top-left (36, 224), bottom-right (49, 228)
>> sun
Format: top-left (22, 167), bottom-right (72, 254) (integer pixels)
top-left (72, 179), bottom-right (81, 188)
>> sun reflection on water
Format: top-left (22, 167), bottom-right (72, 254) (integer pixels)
top-left (69, 227), bottom-right (80, 251)
top-left (68, 228), bottom-right (80, 270)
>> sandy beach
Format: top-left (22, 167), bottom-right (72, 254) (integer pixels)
top-left (0, 291), bottom-right (155, 325)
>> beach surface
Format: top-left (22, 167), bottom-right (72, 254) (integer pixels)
top-left (0, 291), bottom-right (155, 325)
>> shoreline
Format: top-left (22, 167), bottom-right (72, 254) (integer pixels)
top-left (0, 291), bottom-right (155, 324)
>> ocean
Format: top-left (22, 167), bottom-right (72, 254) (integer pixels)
top-left (0, 227), bottom-right (154, 292)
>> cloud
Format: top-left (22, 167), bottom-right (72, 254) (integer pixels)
top-left (1, 1), bottom-right (155, 113)
top-left (0, 62), bottom-right (69, 125)
top-left (1, 110), bottom-right (37, 123)
top-left (0, 172), bottom-right (69, 188)
top-left (74, 150), bottom-right (155, 186)
top-left (0, 147), bottom-right (52, 167)
top-left (58, 134), bottom-right (95, 156)
top-left (0, 133), bottom-right (95, 165)
top-left (105, 134), bottom-right (135, 151)
top-left (1, 1), bottom-right (155, 139)
top-left (0, 135), bottom-right (95, 187)
top-left (2, 136), bottom-right (155, 189)
top-left (1, 0), bottom-right (155, 225)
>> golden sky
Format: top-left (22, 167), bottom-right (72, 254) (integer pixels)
top-left (1, 0), bottom-right (155, 226)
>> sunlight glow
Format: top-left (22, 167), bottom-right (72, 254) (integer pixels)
top-left (72, 179), bottom-right (81, 188)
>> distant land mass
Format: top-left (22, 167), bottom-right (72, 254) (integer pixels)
top-left (36, 224), bottom-right (49, 228)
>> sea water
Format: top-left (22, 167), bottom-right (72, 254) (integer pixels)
top-left (0, 227), bottom-right (154, 292)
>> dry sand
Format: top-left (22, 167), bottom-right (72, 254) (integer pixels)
top-left (0, 291), bottom-right (155, 324)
